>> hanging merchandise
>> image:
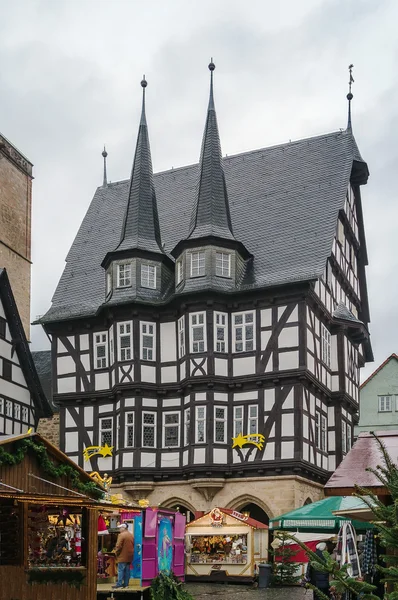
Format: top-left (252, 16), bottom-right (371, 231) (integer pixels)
top-left (98, 515), bottom-right (109, 536)
top-left (362, 530), bottom-right (377, 578)
top-left (336, 522), bottom-right (361, 578)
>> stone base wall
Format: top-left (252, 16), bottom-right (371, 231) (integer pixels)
top-left (37, 413), bottom-right (60, 448)
top-left (113, 475), bottom-right (324, 519)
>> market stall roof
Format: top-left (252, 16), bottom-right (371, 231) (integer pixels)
top-left (187, 507), bottom-right (268, 529)
top-left (269, 496), bottom-right (373, 532)
top-left (325, 431), bottom-right (398, 497)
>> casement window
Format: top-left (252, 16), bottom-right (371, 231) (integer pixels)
top-left (142, 412), bottom-right (156, 448)
top-left (163, 412), bottom-right (180, 447)
top-left (337, 220), bottom-right (345, 245)
top-left (184, 408), bottom-right (190, 446)
top-left (0, 317), bottom-right (6, 340)
top-left (233, 406), bottom-right (244, 437)
top-left (195, 406), bottom-right (206, 443)
top-left (189, 312), bottom-right (206, 353)
top-left (94, 332), bottom-right (108, 369)
top-left (315, 412), bottom-right (326, 451)
top-left (117, 322), bottom-right (132, 361)
top-left (141, 264), bottom-right (156, 289)
top-left (342, 421), bottom-right (347, 454)
top-left (140, 322), bottom-right (155, 361)
top-left (346, 423), bottom-right (352, 452)
top-left (116, 415), bottom-right (121, 449)
top-left (0, 398), bottom-right (3, 414)
top-left (178, 317), bottom-right (185, 358)
top-left (100, 417), bottom-right (113, 447)
top-left (176, 260), bottom-right (183, 285)
top-left (2, 359), bottom-right (12, 382)
top-left (14, 404), bottom-right (20, 420)
top-left (214, 407), bottom-right (227, 443)
top-left (117, 263), bottom-right (131, 288)
top-left (5, 400), bottom-right (12, 417)
top-left (125, 412), bottom-right (134, 447)
top-left (109, 327), bottom-right (114, 364)
top-left (248, 405), bottom-right (258, 436)
top-left (214, 312), bottom-right (228, 352)
top-left (321, 324), bottom-right (331, 368)
top-left (190, 251), bottom-right (205, 278)
top-left (22, 406), bottom-right (28, 422)
top-left (215, 252), bottom-right (231, 278)
top-left (106, 271), bottom-right (112, 295)
top-left (233, 311), bottom-right (255, 352)
top-left (379, 395), bottom-right (392, 412)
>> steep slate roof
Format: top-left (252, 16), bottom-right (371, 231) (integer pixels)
top-left (0, 269), bottom-right (53, 418)
top-left (187, 64), bottom-right (235, 242)
top-left (333, 302), bottom-right (363, 323)
top-left (41, 128), bottom-right (368, 323)
top-left (31, 350), bottom-right (56, 411)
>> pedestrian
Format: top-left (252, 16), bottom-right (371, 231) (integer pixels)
top-left (306, 542), bottom-right (330, 599)
top-left (112, 523), bottom-right (135, 589)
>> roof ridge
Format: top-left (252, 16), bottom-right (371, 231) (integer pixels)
top-left (360, 353), bottom-right (398, 389)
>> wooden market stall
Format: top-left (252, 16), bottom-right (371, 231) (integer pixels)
top-left (185, 507), bottom-right (268, 583)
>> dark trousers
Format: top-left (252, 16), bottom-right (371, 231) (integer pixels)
top-left (313, 586), bottom-right (330, 599)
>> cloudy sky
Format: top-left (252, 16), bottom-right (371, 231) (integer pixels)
top-left (1, 0), bottom-right (397, 380)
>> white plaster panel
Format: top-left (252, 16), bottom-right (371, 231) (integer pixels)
top-left (328, 431), bottom-right (335, 452)
top-left (331, 374), bottom-right (339, 392)
top-left (84, 406), bottom-right (93, 427)
top-left (287, 305), bottom-right (299, 323)
top-left (57, 355), bottom-right (76, 376)
top-left (342, 408), bottom-right (347, 418)
top-left (180, 361), bottom-right (186, 380)
top-left (264, 389), bottom-right (275, 411)
top-left (0, 299), bottom-right (5, 319)
top-left (215, 358), bottom-right (228, 376)
top-left (65, 410), bottom-right (76, 428)
top-left (309, 395), bottom-right (315, 415)
top-left (0, 417), bottom-right (4, 431)
top-left (263, 441), bottom-right (275, 460)
top-left (213, 448), bottom-right (228, 463)
top-left (195, 393), bottom-right (206, 401)
top-left (279, 351), bottom-right (298, 371)
top-left (161, 452), bottom-right (179, 467)
top-left (142, 398), bottom-right (158, 407)
top-left (118, 366), bottom-right (134, 382)
top-left (269, 424), bottom-right (275, 438)
top-left (5, 419), bottom-right (12, 434)
top-left (97, 457), bottom-right (112, 471)
top-left (80, 334), bottom-right (89, 351)
top-left (316, 398), bottom-right (321, 408)
top-left (121, 452), bottom-right (134, 468)
top-left (278, 306), bottom-right (287, 319)
top-left (183, 450), bottom-right (189, 466)
top-left (260, 308), bottom-right (272, 328)
top-left (234, 391), bottom-right (258, 402)
top-left (284, 389), bottom-right (294, 409)
top-left (111, 370), bottom-right (115, 388)
top-left (328, 455), bottom-right (336, 471)
top-left (194, 448), bottom-right (206, 464)
top-left (303, 442), bottom-right (309, 462)
top-left (261, 330), bottom-right (271, 350)
top-left (57, 377), bottom-right (76, 394)
top-left (233, 356), bottom-right (255, 377)
top-left (162, 398), bottom-right (181, 407)
top-left (279, 327), bottom-right (298, 348)
top-left (65, 431), bottom-right (79, 453)
top-left (214, 392), bottom-right (228, 402)
top-left (307, 330), bottom-right (314, 352)
top-left (57, 338), bottom-right (68, 353)
top-left (141, 453), bottom-right (156, 467)
top-left (161, 366), bottom-right (177, 383)
top-left (125, 398), bottom-right (135, 407)
top-left (81, 354), bottom-right (90, 371)
top-left (67, 336), bottom-right (75, 347)
top-left (160, 322), bottom-right (177, 362)
top-left (184, 396), bottom-right (190, 405)
top-left (95, 373), bottom-right (109, 391)
top-left (281, 413), bottom-right (294, 436)
top-left (281, 441), bottom-right (294, 459)
top-left (99, 403), bottom-right (114, 413)
top-left (0, 339), bottom-right (11, 360)
top-left (12, 364), bottom-right (27, 387)
top-left (141, 365), bottom-right (156, 383)
top-left (303, 415), bottom-right (309, 439)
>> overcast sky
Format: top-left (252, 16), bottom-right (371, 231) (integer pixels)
top-left (1, 0), bottom-right (396, 381)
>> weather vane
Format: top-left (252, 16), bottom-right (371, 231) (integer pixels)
top-left (348, 64), bottom-right (354, 96)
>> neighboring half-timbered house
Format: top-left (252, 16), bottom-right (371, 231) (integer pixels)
top-left (38, 64), bottom-right (372, 520)
top-left (0, 269), bottom-right (52, 435)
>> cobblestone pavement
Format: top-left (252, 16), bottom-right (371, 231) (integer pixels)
top-left (185, 582), bottom-right (309, 600)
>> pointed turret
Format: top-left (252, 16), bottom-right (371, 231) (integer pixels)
top-left (116, 77), bottom-right (164, 255)
top-left (188, 61), bottom-right (235, 241)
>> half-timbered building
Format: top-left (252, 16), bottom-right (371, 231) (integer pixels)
top-left (38, 64), bottom-right (372, 521)
top-left (0, 269), bottom-right (52, 435)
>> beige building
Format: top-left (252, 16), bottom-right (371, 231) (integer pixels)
top-left (0, 134), bottom-right (33, 339)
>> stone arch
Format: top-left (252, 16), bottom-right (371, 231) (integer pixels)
top-left (159, 496), bottom-right (197, 514)
top-left (303, 497), bottom-right (313, 506)
top-left (225, 494), bottom-right (274, 521)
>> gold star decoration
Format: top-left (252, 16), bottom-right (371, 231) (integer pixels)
top-left (83, 444), bottom-right (114, 461)
top-left (231, 433), bottom-right (266, 451)
top-left (99, 443), bottom-right (114, 457)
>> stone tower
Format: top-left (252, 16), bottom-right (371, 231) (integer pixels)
top-left (0, 133), bottom-right (33, 339)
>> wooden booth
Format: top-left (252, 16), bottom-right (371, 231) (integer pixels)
top-left (185, 507), bottom-right (268, 583)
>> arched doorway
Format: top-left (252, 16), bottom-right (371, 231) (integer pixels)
top-left (237, 503), bottom-right (269, 525)
top-left (303, 498), bottom-right (312, 506)
top-left (160, 498), bottom-right (196, 524)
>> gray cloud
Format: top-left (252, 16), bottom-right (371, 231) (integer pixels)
top-left (0, 0), bottom-right (396, 380)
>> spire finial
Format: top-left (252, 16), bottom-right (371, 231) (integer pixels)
top-left (208, 58), bottom-right (215, 109)
top-left (102, 145), bottom-right (108, 187)
top-left (347, 64), bottom-right (354, 131)
top-left (140, 75), bottom-right (147, 125)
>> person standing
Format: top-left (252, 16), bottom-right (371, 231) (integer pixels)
top-left (306, 542), bottom-right (330, 599)
top-left (112, 523), bottom-right (135, 589)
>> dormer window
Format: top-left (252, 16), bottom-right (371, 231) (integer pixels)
top-left (141, 264), bottom-right (156, 289)
top-left (216, 252), bottom-right (231, 278)
top-left (117, 264), bottom-right (131, 288)
top-left (190, 251), bottom-right (205, 277)
top-left (176, 259), bottom-right (183, 285)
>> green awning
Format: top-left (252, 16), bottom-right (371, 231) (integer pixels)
top-left (269, 496), bottom-right (374, 532)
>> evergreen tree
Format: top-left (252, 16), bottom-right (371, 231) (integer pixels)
top-left (270, 532), bottom-right (302, 586)
top-left (289, 433), bottom-right (398, 599)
